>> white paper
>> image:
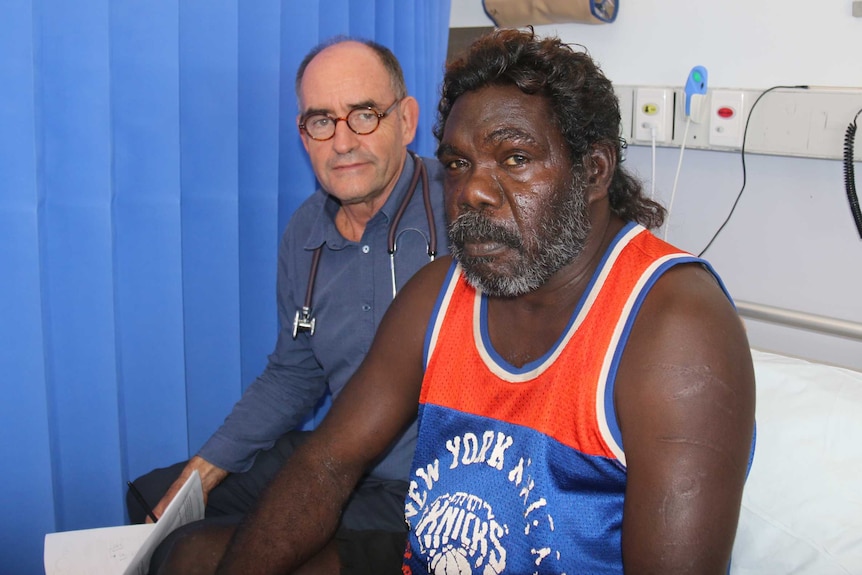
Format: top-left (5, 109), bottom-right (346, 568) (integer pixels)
top-left (44, 471), bottom-right (205, 575)
top-left (44, 523), bottom-right (155, 575)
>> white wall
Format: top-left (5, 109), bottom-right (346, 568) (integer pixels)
top-left (451, 0), bottom-right (862, 370)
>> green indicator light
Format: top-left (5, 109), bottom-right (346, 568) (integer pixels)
top-left (693, 71), bottom-right (702, 83)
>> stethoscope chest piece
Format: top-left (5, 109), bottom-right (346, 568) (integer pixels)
top-left (293, 306), bottom-right (316, 338)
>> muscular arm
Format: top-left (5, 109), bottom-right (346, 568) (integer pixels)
top-left (215, 258), bottom-right (452, 575)
top-left (616, 263), bottom-right (755, 574)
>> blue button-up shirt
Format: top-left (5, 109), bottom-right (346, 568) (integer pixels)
top-left (199, 153), bottom-right (448, 481)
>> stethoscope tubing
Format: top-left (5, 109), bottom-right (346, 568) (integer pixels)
top-left (293, 152), bottom-right (437, 338)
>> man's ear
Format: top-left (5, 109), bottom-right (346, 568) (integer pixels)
top-left (398, 96), bottom-right (420, 147)
top-left (297, 114), bottom-right (311, 153)
top-left (584, 142), bottom-right (616, 204)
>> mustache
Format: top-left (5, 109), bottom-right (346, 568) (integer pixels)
top-left (447, 211), bottom-right (522, 250)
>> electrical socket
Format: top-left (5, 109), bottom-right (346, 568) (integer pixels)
top-left (708, 89), bottom-right (746, 149)
top-left (634, 87), bottom-right (673, 143)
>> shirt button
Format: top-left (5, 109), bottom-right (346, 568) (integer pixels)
top-left (362, 304), bottom-right (371, 312)
top-left (362, 245), bottom-right (370, 254)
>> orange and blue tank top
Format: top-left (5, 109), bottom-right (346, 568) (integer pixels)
top-left (402, 222), bottom-right (732, 574)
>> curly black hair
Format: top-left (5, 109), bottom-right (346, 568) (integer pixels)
top-left (437, 28), bottom-right (665, 229)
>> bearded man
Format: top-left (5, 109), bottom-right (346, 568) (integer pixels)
top-left (208, 28), bottom-right (755, 575)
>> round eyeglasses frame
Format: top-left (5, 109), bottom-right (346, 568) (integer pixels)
top-left (299, 99), bottom-right (401, 141)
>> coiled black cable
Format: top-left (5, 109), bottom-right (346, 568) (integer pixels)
top-left (844, 108), bottom-right (862, 239)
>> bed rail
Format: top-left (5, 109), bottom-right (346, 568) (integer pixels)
top-left (735, 300), bottom-right (862, 342)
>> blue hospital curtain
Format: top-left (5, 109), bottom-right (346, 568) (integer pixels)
top-left (0, 1), bottom-right (450, 573)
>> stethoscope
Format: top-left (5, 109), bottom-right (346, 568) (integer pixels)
top-left (292, 152), bottom-right (438, 338)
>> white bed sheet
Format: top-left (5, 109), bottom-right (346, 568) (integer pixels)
top-left (730, 349), bottom-right (862, 574)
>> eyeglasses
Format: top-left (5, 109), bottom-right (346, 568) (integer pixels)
top-left (299, 99), bottom-right (401, 141)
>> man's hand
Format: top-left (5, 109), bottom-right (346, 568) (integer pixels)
top-left (148, 455), bottom-right (228, 523)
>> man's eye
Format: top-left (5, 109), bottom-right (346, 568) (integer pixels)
top-left (444, 159), bottom-right (468, 171)
top-left (309, 116), bottom-right (332, 128)
top-left (353, 111), bottom-right (377, 123)
top-left (503, 154), bottom-right (527, 166)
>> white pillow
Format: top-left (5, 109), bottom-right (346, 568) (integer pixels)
top-left (730, 350), bottom-right (862, 574)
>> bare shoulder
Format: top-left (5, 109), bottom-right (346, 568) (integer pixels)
top-left (402, 254), bottom-right (455, 295)
top-left (382, 255), bottom-right (455, 327)
top-left (637, 261), bottom-right (747, 346)
top-left (616, 260), bottom-right (754, 422)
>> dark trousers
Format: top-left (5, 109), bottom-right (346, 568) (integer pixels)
top-left (128, 431), bottom-right (409, 573)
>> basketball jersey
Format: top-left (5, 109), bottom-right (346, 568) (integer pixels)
top-left (402, 222), bottom-right (729, 574)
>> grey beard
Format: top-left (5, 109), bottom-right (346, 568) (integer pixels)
top-left (448, 174), bottom-right (591, 298)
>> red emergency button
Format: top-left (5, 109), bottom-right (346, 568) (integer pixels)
top-left (717, 106), bottom-right (735, 119)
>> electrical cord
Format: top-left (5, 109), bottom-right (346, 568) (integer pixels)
top-left (844, 107), bottom-right (862, 238)
top-left (697, 84), bottom-right (809, 258)
top-left (666, 116), bottom-right (693, 240)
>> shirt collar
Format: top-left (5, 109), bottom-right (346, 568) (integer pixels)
top-left (302, 152), bottom-right (417, 251)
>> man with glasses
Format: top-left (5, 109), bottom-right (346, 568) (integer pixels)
top-left (130, 37), bottom-right (447, 575)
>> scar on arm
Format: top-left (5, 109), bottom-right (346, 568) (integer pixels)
top-left (657, 436), bottom-right (743, 470)
top-left (644, 362), bottom-right (739, 416)
top-left (657, 474), bottom-right (702, 525)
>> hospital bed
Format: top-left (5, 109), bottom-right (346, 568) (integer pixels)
top-left (729, 301), bottom-right (862, 574)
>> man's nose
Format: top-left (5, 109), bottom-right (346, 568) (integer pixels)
top-left (451, 164), bottom-right (503, 211)
top-left (331, 119), bottom-right (360, 153)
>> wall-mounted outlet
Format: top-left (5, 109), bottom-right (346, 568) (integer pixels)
top-left (626, 85), bottom-right (862, 160)
top-left (708, 89), bottom-right (746, 149)
top-left (634, 87), bottom-right (673, 143)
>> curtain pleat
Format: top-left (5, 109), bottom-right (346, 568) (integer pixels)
top-left (0, 2), bottom-right (58, 570)
top-left (0, 1), bottom-right (450, 573)
top-left (38, 0), bottom-right (124, 534)
top-left (111, 0), bottom-right (188, 521)
top-left (177, 0), bottom-right (244, 465)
